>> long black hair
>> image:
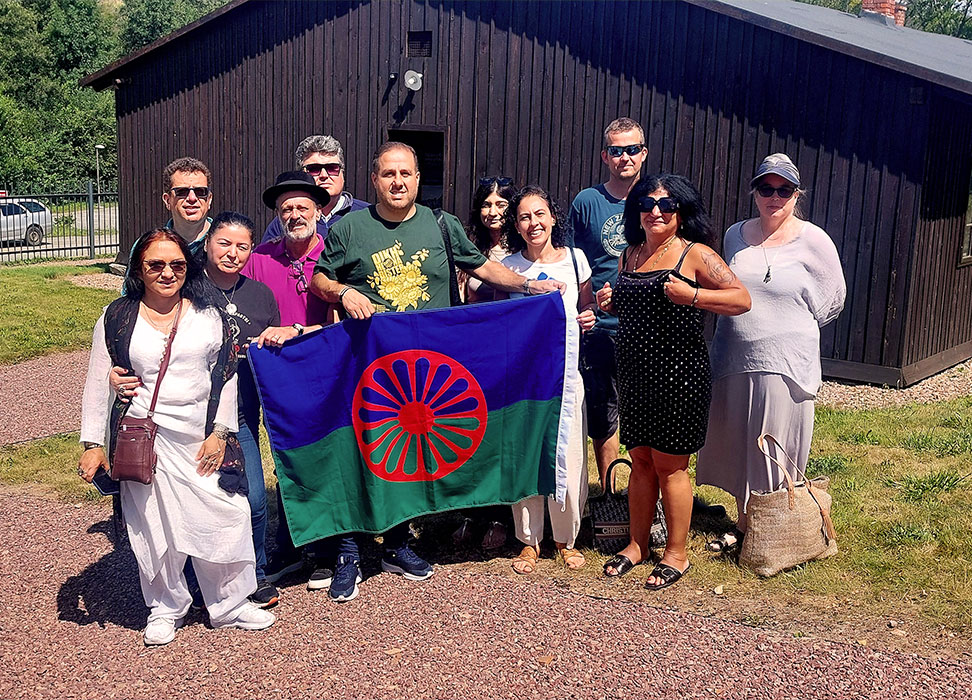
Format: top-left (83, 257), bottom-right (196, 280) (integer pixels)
top-left (623, 173), bottom-right (712, 246)
top-left (502, 185), bottom-right (571, 254)
top-left (123, 228), bottom-right (217, 309)
top-left (466, 178), bottom-right (517, 254)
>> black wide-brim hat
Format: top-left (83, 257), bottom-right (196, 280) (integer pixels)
top-left (262, 170), bottom-right (331, 209)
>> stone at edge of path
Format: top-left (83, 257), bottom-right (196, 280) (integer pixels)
top-left (0, 349), bottom-right (90, 446)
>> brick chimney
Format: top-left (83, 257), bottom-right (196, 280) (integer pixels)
top-left (861, 0), bottom-right (906, 25)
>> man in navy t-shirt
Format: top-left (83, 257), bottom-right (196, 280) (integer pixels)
top-left (568, 118), bottom-right (647, 488)
top-left (261, 135), bottom-right (367, 244)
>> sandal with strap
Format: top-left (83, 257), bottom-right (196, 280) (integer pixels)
top-left (603, 554), bottom-right (637, 578)
top-left (644, 562), bottom-right (691, 591)
top-left (706, 529), bottom-right (743, 555)
top-left (511, 545), bottom-right (539, 575)
top-left (556, 544), bottom-right (586, 570)
top-left (482, 521), bottom-right (507, 551)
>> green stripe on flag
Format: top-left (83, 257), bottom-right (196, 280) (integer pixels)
top-left (272, 398), bottom-right (561, 546)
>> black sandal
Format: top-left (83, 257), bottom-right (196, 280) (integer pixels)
top-left (705, 529), bottom-right (743, 555)
top-left (644, 562), bottom-right (691, 591)
top-left (603, 554), bottom-right (636, 578)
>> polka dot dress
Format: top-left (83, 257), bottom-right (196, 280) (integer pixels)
top-left (615, 243), bottom-right (711, 455)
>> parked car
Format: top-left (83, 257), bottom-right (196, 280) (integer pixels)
top-left (0, 198), bottom-right (52, 246)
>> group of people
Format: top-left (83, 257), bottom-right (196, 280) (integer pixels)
top-left (77, 117), bottom-right (845, 647)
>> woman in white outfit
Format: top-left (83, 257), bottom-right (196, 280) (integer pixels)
top-left (78, 228), bottom-right (275, 646)
top-left (695, 154), bottom-right (846, 554)
top-left (498, 186), bottom-right (597, 573)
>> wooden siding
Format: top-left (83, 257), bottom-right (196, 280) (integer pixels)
top-left (108, 0), bottom-right (962, 379)
top-left (902, 90), bottom-right (972, 368)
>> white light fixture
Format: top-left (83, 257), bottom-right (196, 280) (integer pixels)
top-left (403, 70), bottom-right (424, 91)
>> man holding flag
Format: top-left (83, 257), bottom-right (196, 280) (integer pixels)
top-left (300, 141), bottom-right (564, 602)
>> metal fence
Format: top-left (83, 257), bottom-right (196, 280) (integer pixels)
top-left (0, 181), bottom-right (118, 263)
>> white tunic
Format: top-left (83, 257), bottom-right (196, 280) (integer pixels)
top-left (80, 304), bottom-right (251, 581)
top-left (708, 221), bottom-right (846, 397)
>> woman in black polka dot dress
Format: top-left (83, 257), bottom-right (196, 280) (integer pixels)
top-left (596, 174), bottom-right (751, 590)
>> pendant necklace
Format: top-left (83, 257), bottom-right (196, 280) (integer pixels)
top-left (635, 234), bottom-right (678, 271)
top-left (207, 270), bottom-right (239, 314)
top-left (757, 223), bottom-right (783, 283)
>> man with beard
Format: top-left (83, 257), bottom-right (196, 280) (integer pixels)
top-left (307, 141), bottom-right (564, 603)
top-left (241, 171), bottom-right (337, 590)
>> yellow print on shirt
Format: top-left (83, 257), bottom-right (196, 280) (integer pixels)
top-left (366, 241), bottom-right (431, 311)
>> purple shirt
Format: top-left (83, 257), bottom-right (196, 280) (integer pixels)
top-left (241, 234), bottom-right (329, 326)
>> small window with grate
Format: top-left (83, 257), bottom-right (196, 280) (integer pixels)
top-left (963, 171), bottom-right (972, 265)
top-left (407, 31), bottom-right (432, 58)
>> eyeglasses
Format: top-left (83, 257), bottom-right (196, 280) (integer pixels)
top-left (479, 176), bottom-right (513, 187)
top-left (755, 184), bottom-right (797, 199)
top-left (289, 258), bottom-right (308, 294)
top-left (605, 144), bottom-right (644, 158)
top-left (304, 163), bottom-right (343, 177)
top-left (143, 259), bottom-right (187, 275)
top-left (637, 196), bottom-right (679, 214)
top-left (169, 186), bottom-right (211, 199)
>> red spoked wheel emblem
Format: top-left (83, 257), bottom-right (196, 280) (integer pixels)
top-left (352, 350), bottom-right (488, 482)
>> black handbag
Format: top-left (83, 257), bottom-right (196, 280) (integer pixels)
top-left (589, 458), bottom-right (668, 554)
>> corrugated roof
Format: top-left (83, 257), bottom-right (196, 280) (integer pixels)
top-left (82, 0), bottom-right (972, 97)
top-left (687, 0), bottom-right (972, 96)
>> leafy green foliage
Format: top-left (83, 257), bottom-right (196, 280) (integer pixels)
top-left (0, 0), bottom-right (224, 193)
top-left (886, 469), bottom-right (970, 502)
top-left (796, 0), bottom-right (972, 39)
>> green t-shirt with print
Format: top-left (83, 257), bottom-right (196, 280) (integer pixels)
top-left (315, 204), bottom-right (487, 312)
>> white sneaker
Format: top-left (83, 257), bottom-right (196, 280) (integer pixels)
top-left (143, 616), bottom-right (184, 646)
top-left (212, 603), bottom-right (276, 631)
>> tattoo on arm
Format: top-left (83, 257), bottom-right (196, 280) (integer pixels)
top-left (702, 251), bottom-right (736, 286)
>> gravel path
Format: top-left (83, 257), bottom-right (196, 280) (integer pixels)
top-left (0, 349), bottom-right (90, 445)
top-left (0, 490), bottom-right (967, 700)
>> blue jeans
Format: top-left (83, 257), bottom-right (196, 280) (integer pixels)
top-left (238, 398), bottom-right (268, 580)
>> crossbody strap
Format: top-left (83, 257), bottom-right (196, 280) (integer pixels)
top-left (147, 301), bottom-right (182, 418)
top-left (434, 208), bottom-right (461, 307)
top-left (568, 247), bottom-right (581, 313)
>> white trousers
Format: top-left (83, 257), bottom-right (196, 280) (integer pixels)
top-left (138, 547), bottom-right (255, 625)
top-left (513, 382), bottom-right (589, 549)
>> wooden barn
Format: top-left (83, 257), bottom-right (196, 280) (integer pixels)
top-left (82, 0), bottom-right (972, 387)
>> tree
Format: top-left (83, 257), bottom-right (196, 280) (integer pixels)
top-left (121, 0), bottom-right (225, 54)
top-left (797, 0), bottom-right (972, 39)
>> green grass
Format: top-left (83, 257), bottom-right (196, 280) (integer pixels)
top-left (0, 262), bottom-right (117, 364)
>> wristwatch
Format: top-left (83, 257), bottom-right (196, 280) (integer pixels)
top-left (522, 279), bottom-right (532, 295)
top-left (82, 441), bottom-right (102, 451)
top-left (292, 323), bottom-right (305, 336)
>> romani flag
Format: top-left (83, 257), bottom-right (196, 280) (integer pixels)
top-left (249, 293), bottom-right (578, 546)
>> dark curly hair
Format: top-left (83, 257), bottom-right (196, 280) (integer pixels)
top-left (623, 173), bottom-right (712, 246)
top-left (466, 178), bottom-right (517, 254)
top-left (124, 228), bottom-right (217, 309)
top-left (502, 185), bottom-right (571, 254)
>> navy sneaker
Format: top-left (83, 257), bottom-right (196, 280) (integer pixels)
top-left (381, 545), bottom-right (434, 581)
top-left (328, 555), bottom-right (362, 602)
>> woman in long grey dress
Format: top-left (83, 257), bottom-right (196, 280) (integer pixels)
top-left (695, 154), bottom-right (845, 553)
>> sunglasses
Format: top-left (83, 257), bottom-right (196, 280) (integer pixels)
top-left (143, 259), bottom-right (187, 275)
top-left (304, 163), bottom-right (343, 177)
top-left (637, 196), bottom-right (679, 214)
top-left (169, 186), bottom-right (211, 199)
top-left (479, 176), bottom-right (513, 187)
top-left (606, 144), bottom-right (644, 158)
top-left (289, 258), bottom-right (308, 294)
top-left (755, 185), bottom-right (796, 199)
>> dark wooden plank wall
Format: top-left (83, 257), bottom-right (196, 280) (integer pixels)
top-left (112, 0), bottom-right (942, 371)
top-left (902, 91), bottom-right (972, 368)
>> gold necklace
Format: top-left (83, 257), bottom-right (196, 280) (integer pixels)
top-left (634, 235), bottom-right (678, 271)
top-left (141, 301), bottom-right (179, 334)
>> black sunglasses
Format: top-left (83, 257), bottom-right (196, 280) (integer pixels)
top-left (755, 184), bottom-right (796, 199)
top-left (479, 176), bottom-right (513, 187)
top-left (606, 144), bottom-right (644, 158)
top-left (143, 259), bottom-right (187, 275)
top-left (304, 163), bottom-right (343, 177)
top-left (170, 186), bottom-right (210, 199)
top-left (637, 196), bottom-right (679, 214)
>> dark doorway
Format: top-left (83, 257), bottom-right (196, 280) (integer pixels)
top-left (387, 127), bottom-right (446, 209)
